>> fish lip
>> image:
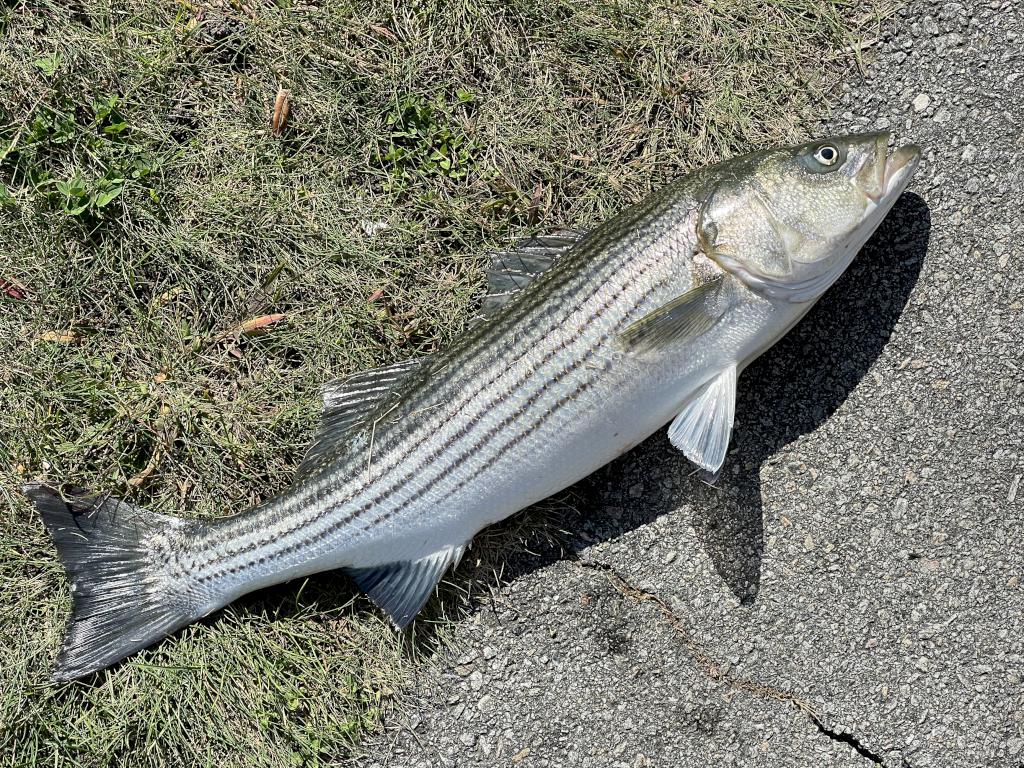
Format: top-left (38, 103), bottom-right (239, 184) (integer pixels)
top-left (862, 131), bottom-right (891, 202)
top-left (863, 136), bottom-right (921, 203)
top-left (881, 143), bottom-right (922, 196)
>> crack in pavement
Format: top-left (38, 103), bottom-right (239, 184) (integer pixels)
top-left (577, 559), bottom-right (907, 767)
top-left (807, 715), bottom-right (885, 766)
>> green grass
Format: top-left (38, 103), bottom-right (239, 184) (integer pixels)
top-left (0, 0), bottom-right (887, 764)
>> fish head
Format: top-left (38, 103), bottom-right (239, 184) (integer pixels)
top-left (697, 132), bottom-right (921, 303)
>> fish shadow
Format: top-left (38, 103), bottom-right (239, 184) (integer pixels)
top-left (32, 198), bottom-right (930, 686)
top-left (472, 191), bottom-right (930, 607)
top-left (209, 192), bottom-right (930, 657)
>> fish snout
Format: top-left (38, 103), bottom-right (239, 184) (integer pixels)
top-left (857, 132), bottom-right (920, 203)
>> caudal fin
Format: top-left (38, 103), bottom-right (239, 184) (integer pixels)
top-left (24, 483), bottom-right (207, 681)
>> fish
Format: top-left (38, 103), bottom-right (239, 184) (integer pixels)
top-left (24, 131), bottom-right (920, 681)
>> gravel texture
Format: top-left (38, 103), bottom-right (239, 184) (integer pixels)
top-left (359, 2), bottom-right (1024, 766)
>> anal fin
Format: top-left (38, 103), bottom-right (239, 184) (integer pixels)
top-left (346, 543), bottom-right (467, 628)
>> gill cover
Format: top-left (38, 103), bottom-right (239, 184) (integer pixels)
top-left (697, 132), bottom-right (920, 303)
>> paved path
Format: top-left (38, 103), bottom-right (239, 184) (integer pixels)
top-left (361, 3), bottom-right (1024, 766)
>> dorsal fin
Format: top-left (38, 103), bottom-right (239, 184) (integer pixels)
top-left (295, 357), bottom-right (428, 479)
top-left (475, 229), bottom-right (585, 321)
top-left (345, 542), bottom-right (468, 627)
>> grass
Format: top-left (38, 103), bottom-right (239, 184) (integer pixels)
top-left (0, 0), bottom-right (888, 764)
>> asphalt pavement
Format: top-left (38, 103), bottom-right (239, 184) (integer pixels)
top-left (359, 3), bottom-right (1024, 766)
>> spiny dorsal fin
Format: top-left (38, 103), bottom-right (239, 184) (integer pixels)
top-left (296, 357), bottom-right (429, 479)
top-left (616, 275), bottom-right (726, 353)
top-left (475, 229), bottom-right (585, 321)
top-left (346, 543), bottom-right (467, 627)
top-left (667, 364), bottom-right (737, 473)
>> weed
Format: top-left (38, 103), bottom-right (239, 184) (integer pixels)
top-left (380, 91), bottom-right (478, 182)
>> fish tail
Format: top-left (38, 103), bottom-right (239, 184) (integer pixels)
top-left (24, 483), bottom-right (214, 681)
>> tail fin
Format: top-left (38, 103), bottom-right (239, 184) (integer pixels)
top-left (24, 483), bottom-right (206, 681)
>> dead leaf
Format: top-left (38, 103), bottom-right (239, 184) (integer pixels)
top-left (237, 313), bottom-right (286, 337)
top-left (37, 330), bottom-right (79, 343)
top-left (367, 288), bottom-right (385, 303)
top-left (272, 88), bottom-right (291, 136)
top-left (127, 448), bottom-right (162, 489)
top-left (369, 24), bottom-right (398, 41)
top-left (153, 286), bottom-right (183, 307)
top-left (527, 181), bottom-right (546, 225)
top-left (0, 277), bottom-right (26, 300)
top-left (214, 313), bottom-right (286, 344)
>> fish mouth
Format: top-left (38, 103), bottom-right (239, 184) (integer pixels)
top-left (882, 143), bottom-right (921, 196)
top-left (860, 132), bottom-right (922, 203)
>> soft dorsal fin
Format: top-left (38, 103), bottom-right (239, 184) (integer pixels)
top-left (296, 357), bottom-right (428, 479)
top-left (346, 543), bottom-right (467, 627)
top-left (667, 364), bottom-right (737, 473)
top-left (616, 275), bottom-right (726, 353)
top-left (475, 230), bottom-right (585, 321)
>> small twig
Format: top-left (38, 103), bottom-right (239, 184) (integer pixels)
top-left (366, 402), bottom-right (401, 479)
top-left (271, 88), bottom-right (291, 136)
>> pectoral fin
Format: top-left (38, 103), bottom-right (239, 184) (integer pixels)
top-left (616, 275), bottom-right (725, 353)
top-left (667, 364), bottom-right (737, 473)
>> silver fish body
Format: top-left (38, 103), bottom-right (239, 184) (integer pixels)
top-left (25, 132), bottom-right (920, 679)
top-left (204, 202), bottom-right (779, 591)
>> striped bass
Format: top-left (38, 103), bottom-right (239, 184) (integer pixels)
top-left (25, 132), bottom-right (920, 680)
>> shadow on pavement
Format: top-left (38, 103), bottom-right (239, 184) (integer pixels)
top-left (483, 190), bottom-right (930, 606)
top-left (208, 192), bottom-right (932, 659)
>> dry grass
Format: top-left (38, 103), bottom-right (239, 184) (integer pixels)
top-left (0, 0), bottom-right (888, 764)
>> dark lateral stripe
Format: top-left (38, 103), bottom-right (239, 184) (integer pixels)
top-left (240, 261), bottom-right (672, 571)
top-left (207, 256), bottom-right (648, 574)
top-left (324, 260), bottom-right (654, 519)
top-left (341, 185), bottom-right (681, 457)
top-left (196, 194), bottom-right (691, 572)
top-left (354, 345), bottom-right (606, 537)
top-left (341, 250), bottom-right (679, 533)
top-left (197, 221), bottom-right (625, 557)
top-left (219, 242), bottom-right (676, 577)
top-left (264, 365), bottom-right (603, 567)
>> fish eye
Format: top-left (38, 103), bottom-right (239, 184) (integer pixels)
top-left (813, 144), bottom-right (840, 166)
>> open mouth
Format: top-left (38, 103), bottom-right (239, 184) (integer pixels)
top-left (862, 132), bottom-right (921, 202)
top-left (882, 143), bottom-right (922, 194)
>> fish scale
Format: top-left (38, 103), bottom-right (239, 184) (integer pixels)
top-left (197, 194), bottom-right (700, 584)
top-left (25, 132), bottom-right (920, 680)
